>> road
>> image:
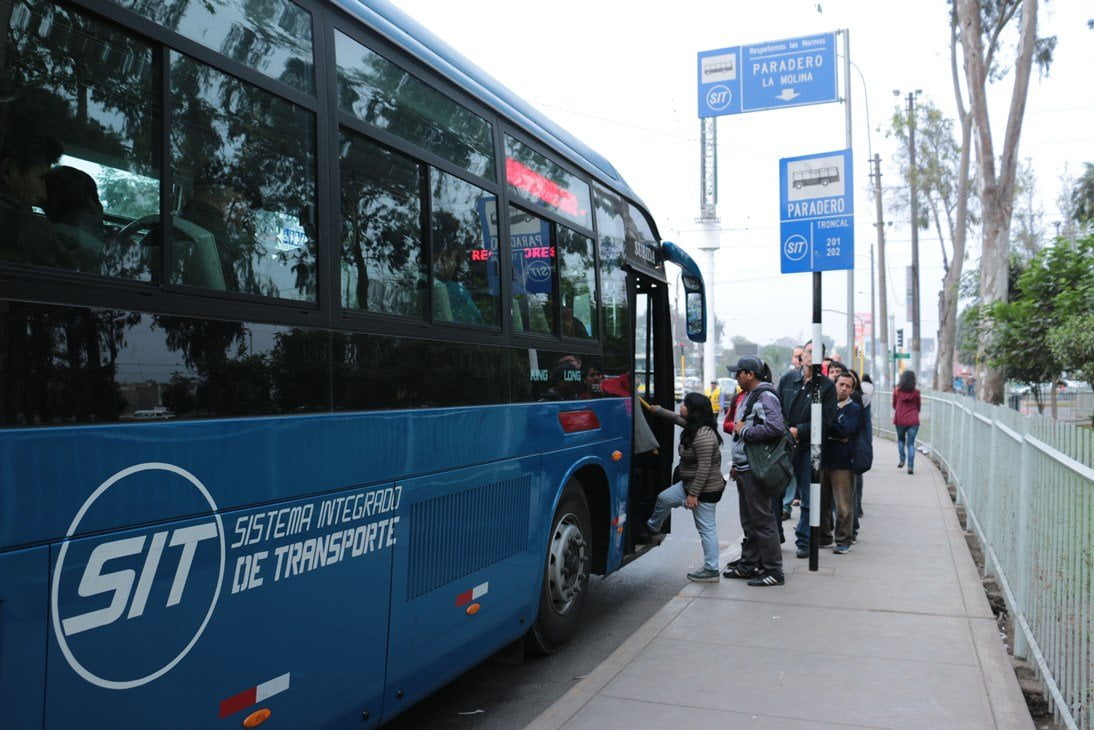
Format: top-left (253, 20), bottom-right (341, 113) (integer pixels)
top-left (386, 434), bottom-right (753, 729)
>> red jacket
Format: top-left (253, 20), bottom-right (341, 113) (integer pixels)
top-left (892, 388), bottom-right (921, 427)
top-left (723, 390), bottom-right (747, 433)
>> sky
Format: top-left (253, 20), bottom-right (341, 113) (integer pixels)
top-left (388, 0), bottom-right (1093, 360)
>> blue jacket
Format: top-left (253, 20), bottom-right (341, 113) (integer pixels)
top-left (822, 398), bottom-right (861, 470)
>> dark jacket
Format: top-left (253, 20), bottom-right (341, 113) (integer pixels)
top-left (776, 368), bottom-right (836, 452)
top-left (822, 398), bottom-right (861, 470)
top-left (731, 383), bottom-right (785, 471)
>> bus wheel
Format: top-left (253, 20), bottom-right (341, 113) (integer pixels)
top-left (526, 481), bottom-right (591, 655)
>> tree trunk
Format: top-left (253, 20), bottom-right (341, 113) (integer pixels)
top-left (1050, 380), bottom-right (1058, 419)
top-left (937, 113), bottom-right (971, 394)
top-left (957, 0), bottom-right (1038, 405)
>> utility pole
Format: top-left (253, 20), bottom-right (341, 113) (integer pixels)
top-left (906, 91), bottom-right (922, 377)
top-left (871, 154), bottom-right (890, 387)
top-left (697, 117), bottom-right (720, 387)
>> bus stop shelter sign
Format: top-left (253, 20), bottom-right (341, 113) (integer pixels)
top-left (779, 149), bottom-right (854, 273)
top-left (697, 32), bottom-right (837, 118)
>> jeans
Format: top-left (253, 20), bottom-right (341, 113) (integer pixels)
top-left (820, 468), bottom-right (855, 546)
top-left (895, 425), bottom-right (919, 468)
top-left (792, 446), bottom-right (814, 550)
top-left (648, 482), bottom-right (720, 570)
top-left (735, 469), bottom-right (783, 576)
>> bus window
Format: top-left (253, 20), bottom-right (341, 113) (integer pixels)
top-left (430, 170), bottom-right (498, 327)
top-left (334, 31), bottom-right (495, 181)
top-left (508, 206), bottom-right (556, 335)
top-left (339, 130), bottom-right (426, 318)
top-left (1, 1), bottom-right (160, 279)
top-left (169, 52), bottom-right (317, 301)
top-left (504, 135), bottom-right (591, 230)
top-left (557, 225), bottom-right (596, 339)
top-left (109, 0), bottom-right (315, 93)
top-left (594, 185), bottom-right (632, 370)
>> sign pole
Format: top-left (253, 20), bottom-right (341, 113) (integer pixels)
top-left (843, 29), bottom-right (854, 367)
top-left (809, 272), bottom-right (822, 572)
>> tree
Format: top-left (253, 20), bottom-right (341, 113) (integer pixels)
top-left (954, 0), bottom-right (1054, 403)
top-left (985, 236), bottom-right (1093, 415)
top-left (1072, 162), bottom-right (1094, 226)
top-left (1009, 159), bottom-right (1045, 259)
top-left (1047, 314), bottom-right (1094, 426)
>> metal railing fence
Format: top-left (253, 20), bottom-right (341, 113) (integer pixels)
top-left (874, 389), bottom-right (1093, 729)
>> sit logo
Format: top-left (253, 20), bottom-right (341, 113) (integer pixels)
top-left (705, 84), bottom-right (733, 111)
top-left (51, 463), bottom-right (226, 690)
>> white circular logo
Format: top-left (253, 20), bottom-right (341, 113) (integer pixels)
top-left (526, 260), bottom-right (552, 282)
top-left (51, 463), bottom-right (225, 690)
top-left (706, 85), bottom-right (733, 111)
top-left (783, 234), bottom-right (809, 262)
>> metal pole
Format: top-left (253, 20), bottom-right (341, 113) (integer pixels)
top-left (870, 243), bottom-right (877, 378)
top-left (843, 29), bottom-right (854, 363)
top-left (809, 272), bottom-right (822, 572)
top-left (908, 92), bottom-right (922, 377)
top-left (872, 154), bottom-right (890, 387)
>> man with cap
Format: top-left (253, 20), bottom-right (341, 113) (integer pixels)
top-left (724, 355), bottom-right (786, 586)
top-left (778, 340), bottom-right (837, 559)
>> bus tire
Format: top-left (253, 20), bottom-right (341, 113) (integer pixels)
top-left (525, 480), bottom-right (591, 655)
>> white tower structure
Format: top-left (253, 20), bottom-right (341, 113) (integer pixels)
top-left (697, 118), bottom-right (720, 388)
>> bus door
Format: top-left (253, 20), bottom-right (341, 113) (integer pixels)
top-left (626, 275), bottom-right (674, 551)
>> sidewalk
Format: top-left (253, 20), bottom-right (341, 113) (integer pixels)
top-left (529, 441), bottom-right (1033, 729)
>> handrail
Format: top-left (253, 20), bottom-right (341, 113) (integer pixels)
top-left (874, 389), bottom-right (1092, 728)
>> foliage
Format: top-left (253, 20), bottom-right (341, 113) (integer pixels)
top-left (984, 236), bottom-right (1094, 401)
top-left (1073, 162), bottom-right (1094, 225)
top-left (1047, 314), bottom-right (1094, 392)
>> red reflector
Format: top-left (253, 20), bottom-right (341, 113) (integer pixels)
top-left (558, 410), bottom-right (600, 433)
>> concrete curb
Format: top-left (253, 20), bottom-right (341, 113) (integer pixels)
top-left (524, 592), bottom-right (693, 730)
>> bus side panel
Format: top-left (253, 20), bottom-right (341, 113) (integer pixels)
top-left (44, 488), bottom-right (396, 730)
top-left (0, 547), bottom-right (48, 730)
top-left (382, 455), bottom-right (541, 722)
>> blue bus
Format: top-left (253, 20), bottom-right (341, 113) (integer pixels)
top-left (0, 0), bottom-right (707, 727)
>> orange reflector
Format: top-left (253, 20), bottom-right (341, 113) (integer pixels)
top-left (466, 603), bottom-right (481, 615)
top-left (611, 450), bottom-right (623, 461)
top-left (616, 526), bottom-right (624, 534)
top-left (243, 708), bottom-right (271, 728)
top-left (558, 410), bottom-right (600, 433)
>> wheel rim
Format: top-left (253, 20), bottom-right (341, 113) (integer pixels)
top-left (547, 512), bottom-right (588, 615)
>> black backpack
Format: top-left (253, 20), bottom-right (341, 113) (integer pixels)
top-left (851, 402), bottom-right (874, 474)
top-left (740, 391), bottom-right (795, 497)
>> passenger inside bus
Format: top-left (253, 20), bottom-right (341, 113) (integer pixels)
top-left (433, 242), bottom-right (485, 326)
top-left (42, 166), bottom-right (108, 274)
top-left (0, 119), bottom-right (72, 269)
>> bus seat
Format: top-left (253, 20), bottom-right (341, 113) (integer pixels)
top-left (432, 279), bottom-right (453, 322)
top-left (171, 216), bottom-right (226, 290)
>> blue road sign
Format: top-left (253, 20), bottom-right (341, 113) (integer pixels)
top-left (779, 149), bottom-right (854, 273)
top-left (698, 32), bottom-right (838, 118)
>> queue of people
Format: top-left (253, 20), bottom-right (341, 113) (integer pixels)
top-left (640, 343), bottom-right (890, 587)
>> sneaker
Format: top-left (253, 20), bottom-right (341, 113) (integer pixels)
top-left (897, 461), bottom-right (905, 468)
top-left (781, 509), bottom-right (792, 521)
top-left (833, 544), bottom-right (850, 555)
top-left (747, 572), bottom-right (785, 587)
top-left (687, 568), bottom-right (720, 583)
top-left (791, 498), bottom-right (801, 506)
top-left (723, 564), bottom-right (760, 579)
top-left (634, 526), bottom-right (666, 545)
top-left (907, 467), bottom-right (914, 475)
top-left (796, 547), bottom-right (809, 559)
top-left (850, 534), bottom-right (858, 545)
